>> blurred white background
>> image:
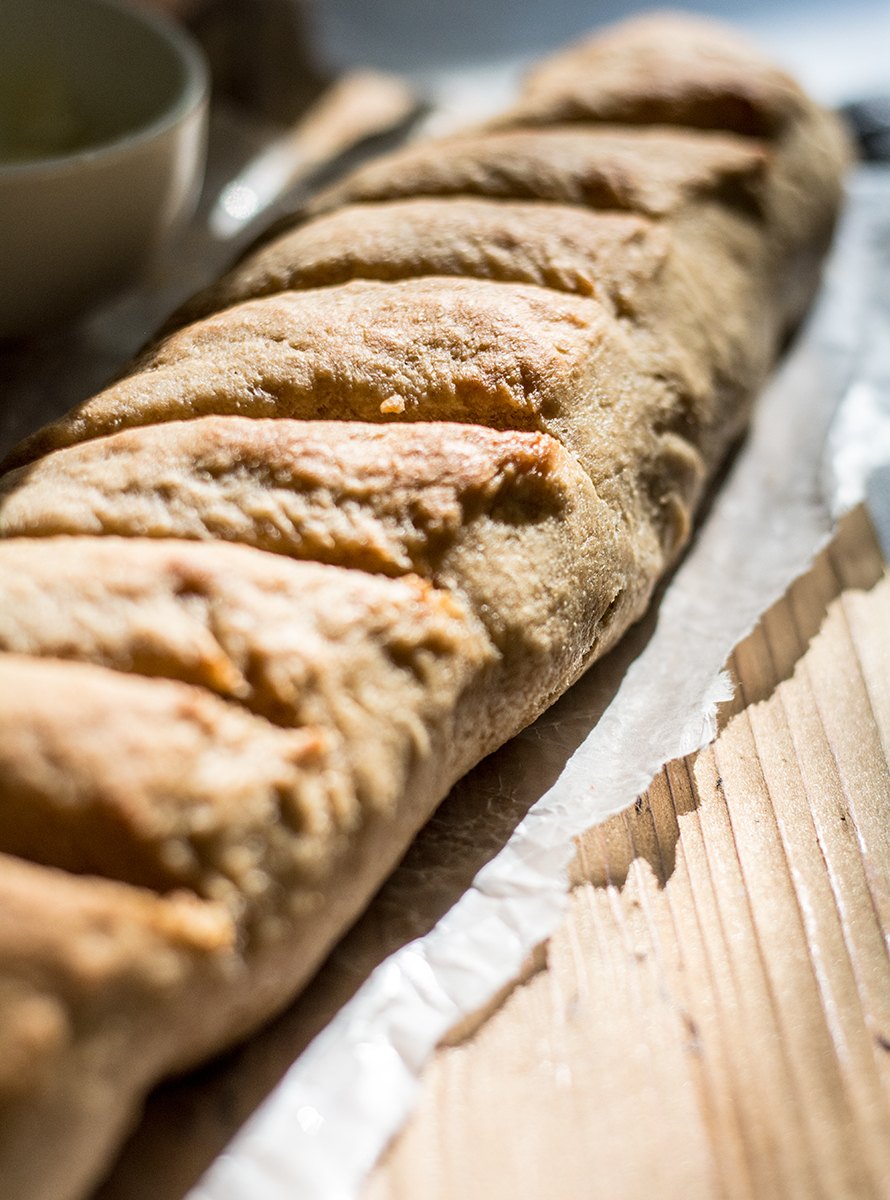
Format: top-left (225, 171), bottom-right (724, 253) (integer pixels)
top-left (308, 0), bottom-right (890, 106)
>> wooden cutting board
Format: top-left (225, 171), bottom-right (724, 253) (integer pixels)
top-left (363, 504), bottom-right (890, 1200)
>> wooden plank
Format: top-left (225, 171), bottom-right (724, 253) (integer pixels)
top-left (364, 507), bottom-right (890, 1200)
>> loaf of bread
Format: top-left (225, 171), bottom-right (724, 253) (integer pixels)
top-left (0, 14), bottom-right (848, 1200)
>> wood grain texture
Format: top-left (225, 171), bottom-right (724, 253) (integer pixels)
top-left (363, 505), bottom-right (890, 1200)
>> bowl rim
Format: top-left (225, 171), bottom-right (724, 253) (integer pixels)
top-left (0, 0), bottom-right (209, 178)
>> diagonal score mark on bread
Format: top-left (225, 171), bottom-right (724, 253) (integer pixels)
top-left (163, 202), bottom-right (672, 331)
top-left (0, 654), bottom-right (356, 901)
top-left (0, 422), bottom-right (642, 668)
top-left (0, 538), bottom-right (499, 902)
top-left (490, 10), bottom-right (810, 136)
top-left (0, 13), bottom-right (851, 1200)
top-left (301, 126), bottom-right (769, 219)
top-left (0, 269), bottom-right (750, 564)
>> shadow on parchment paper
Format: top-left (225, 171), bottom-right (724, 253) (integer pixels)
top-left (91, 448), bottom-right (753, 1200)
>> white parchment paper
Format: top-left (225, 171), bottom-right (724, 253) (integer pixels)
top-left (184, 161), bottom-right (890, 1200)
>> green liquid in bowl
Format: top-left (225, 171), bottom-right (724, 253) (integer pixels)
top-left (0, 65), bottom-right (102, 163)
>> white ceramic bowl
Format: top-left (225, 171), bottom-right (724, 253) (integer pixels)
top-left (0, 0), bottom-right (209, 339)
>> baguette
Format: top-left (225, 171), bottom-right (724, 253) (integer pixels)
top-left (0, 14), bottom-right (849, 1200)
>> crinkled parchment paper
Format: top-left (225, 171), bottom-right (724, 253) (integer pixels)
top-left (180, 170), bottom-right (890, 1200)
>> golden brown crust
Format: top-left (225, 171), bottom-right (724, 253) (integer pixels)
top-left (0, 419), bottom-right (571, 568)
top-left (165, 200), bottom-right (669, 331)
top-left (3, 278), bottom-right (627, 461)
top-left (0, 851), bottom-right (235, 1200)
top-left (501, 12), bottom-right (808, 136)
top-left (0, 421), bottom-right (645, 731)
top-left (2, 280), bottom-right (675, 535)
top-left (0, 545), bottom-right (494, 867)
top-left (0, 14), bottom-right (850, 1200)
top-left (0, 654), bottom-right (349, 899)
top-left (305, 125), bottom-right (768, 218)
